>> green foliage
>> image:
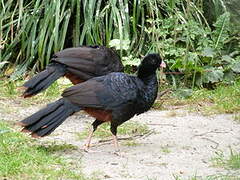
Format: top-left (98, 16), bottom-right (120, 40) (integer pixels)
top-left (147, 11), bottom-right (238, 88)
top-left (0, 0), bottom-right (239, 88)
top-left (201, 68), bottom-right (224, 84)
top-left (174, 88), bottom-right (193, 99)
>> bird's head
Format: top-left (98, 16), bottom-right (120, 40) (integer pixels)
top-left (138, 53), bottom-right (166, 78)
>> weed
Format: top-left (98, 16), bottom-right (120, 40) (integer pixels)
top-left (173, 174), bottom-right (199, 180)
top-left (152, 100), bottom-right (164, 110)
top-left (173, 175), bottom-right (240, 180)
top-left (160, 145), bottom-right (171, 154)
top-left (212, 149), bottom-right (240, 170)
top-left (227, 149), bottom-right (240, 169)
top-left (206, 174), bottom-right (240, 180)
top-left (233, 114), bottom-right (240, 122)
top-left (38, 143), bottom-right (78, 153)
top-left (122, 140), bottom-right (140, 147)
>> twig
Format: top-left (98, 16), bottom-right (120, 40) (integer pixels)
top-left (146, 123), bottom-right (177, 127)
top-left (164, 72), bottom-right (184, 75)
top-left (140, 130), bottom-right (155, 139)
top-left (96, 130), bottom-right (155, 146)
top-left (98, 136), bottom-right (135, 143)
top-left (201, 137), bottom-right (219, 149)
top-left (158, 89), bottom-right (171, 98)
top-left (192, 130), bottom-right (229, 138)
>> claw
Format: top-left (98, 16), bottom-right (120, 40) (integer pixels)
top-left (83, 144), bottom-right (90, 152)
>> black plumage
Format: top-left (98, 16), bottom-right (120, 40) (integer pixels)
top-left (22, 45), bottom-right (123, 97)
top-left (19, 53), bottom-right (164, 152)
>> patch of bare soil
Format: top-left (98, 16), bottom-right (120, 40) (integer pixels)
top-left (2, 101), bottom-right (240, 180)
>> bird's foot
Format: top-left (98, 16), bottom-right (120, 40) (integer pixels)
top-left (82, 144), bottom-right (100, 153)
top-left (83, 144), bottom-right (90, 152)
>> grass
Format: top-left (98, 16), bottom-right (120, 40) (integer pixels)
top-left (160, 145), bottom-right (171, 154)
top-left (173, 175), bottom-right (199, 180)
top-left (212, 149), bottom-right (240, 170)
top-left (233, 114), bottom-right (240, 122)
top-left (39, 143), bottom-right (78, 153)
top-left (122, 140), bottom-right (140, 147)
top-left (76, 121), bottom-right (149, 140)
top-left (190, 81), bottom-right (240, 114)
top-left (0, 121), bottom-right (87, 180)
top-left (174, 175), bottom-right (239, 180)
top-left (206, 175), bottom-right (240, 180)
top-left (0, 78), bottom-right (71, 104)
top-left (156, 80), bottom-right (240, 114)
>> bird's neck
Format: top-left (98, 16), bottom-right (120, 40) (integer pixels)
top-left (137, 67), bottom-right (158, 100)
top-left (137, 65), bottom-right (155, 78)
top-left (139, 72), bottom-right (158, 97)
top-left (136, 73), bottom-right (158, 114)
top-left (137, 67), bottom-right (157, 85)
top-left (140, 73), bottom-right (157, 85)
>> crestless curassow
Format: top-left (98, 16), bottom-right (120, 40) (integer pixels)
top-left (19, 54), bottom-right (166, 153)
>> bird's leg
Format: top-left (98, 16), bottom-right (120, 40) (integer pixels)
top-left (84, 129), bottom-right (94, 151)
top-left (110, 123), bottom-right (121, 156)
top-left (83, 119), bottom-right (103, 152)
top-left (112, 134), bottom-right (120, 152)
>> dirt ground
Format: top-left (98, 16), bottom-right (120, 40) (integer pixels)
top-left (1, 100), bottom-right (240, 180)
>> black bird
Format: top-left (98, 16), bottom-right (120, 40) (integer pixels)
top-left (19, 53), bottom-right (166, 152)
top-left (22, 45), bottom-right (123, 97)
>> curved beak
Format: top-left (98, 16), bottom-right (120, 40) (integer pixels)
top-left (160, 60), bottom-right (166, 68)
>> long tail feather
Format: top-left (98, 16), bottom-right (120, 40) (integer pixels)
top-left (20, 98), bottom-right (81, 137)
top-left (22, 63), bottom-right (66, 98)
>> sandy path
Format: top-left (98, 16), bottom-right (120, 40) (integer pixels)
top-left (11, 108), bottom-right (239, 180)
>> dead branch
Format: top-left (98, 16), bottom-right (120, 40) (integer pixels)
top-left (147, 123), bottom-right (177, 127)
top-left (201, 137), bottom-right (219, 149)
top-left (192, 130), bottom-right (229, 138)
top-left (95, 130), bottom-right (155, 146)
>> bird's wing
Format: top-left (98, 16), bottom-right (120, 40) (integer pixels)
top-left (62, 73), bottom-right (141, 110)
top-left (52, 46), bottom-right (123, 80)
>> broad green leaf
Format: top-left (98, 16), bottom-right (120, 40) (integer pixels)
top-left (0, 61), bottom-right (9, 69)
top-left (109, 39), bottom-right (130, 50)
top-left (224, 70), bottom-right (236, 82)
top-left (231, 62), bottom-right (240, 73)
top-left (222, 55), bottom-right (233, 63)
top-left (122, 55), bottom-right (140, 66)
top-left (202, 47), bottom-right (215, 58)
top-left (175, 88), bottom-right (193, 99)
top-left (202, 68), bottom-right (224, 83)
